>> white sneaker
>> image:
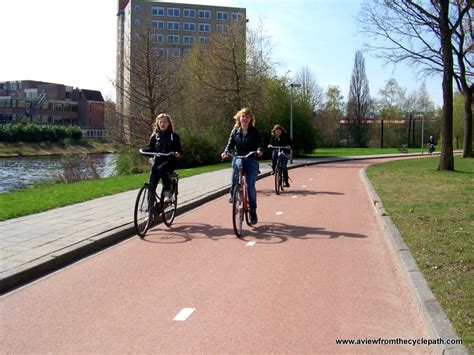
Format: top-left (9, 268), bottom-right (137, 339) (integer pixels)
top-left (163, 190), bottom-right (173, 203)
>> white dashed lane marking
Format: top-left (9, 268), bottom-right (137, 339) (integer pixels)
top-left (173, 308), bottom-right (195, 321)
top-left (246, 241), bottom-right (256, 247)
top-left (276, 211), bottom-right (283, 215)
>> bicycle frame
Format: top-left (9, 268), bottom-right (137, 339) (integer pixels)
top-left (134, 149), bottom-right (179, 237)
top-left (269, 145), bottom-right (287, 195)
top-left (225, 151), bottom-right (258, 237)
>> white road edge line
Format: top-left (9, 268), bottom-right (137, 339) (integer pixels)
top-left (173, 308), bottom-right (195, 321)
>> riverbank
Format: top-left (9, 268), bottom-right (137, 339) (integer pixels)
top-left (0, 141), bottom-right (117, 158)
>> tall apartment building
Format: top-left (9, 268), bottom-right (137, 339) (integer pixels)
top-left (0, 80), bottom-right (106, 139)
top-left (116, 0), bottom-right (246, 138)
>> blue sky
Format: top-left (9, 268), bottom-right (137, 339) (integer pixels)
top-left (0, 0), bottom-right (443, 106)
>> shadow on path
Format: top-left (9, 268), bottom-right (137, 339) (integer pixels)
top-left (141, 222), bottom-right (367, 245)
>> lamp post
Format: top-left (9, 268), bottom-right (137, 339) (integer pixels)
top-left (289, 83), bottom-right (301, 163)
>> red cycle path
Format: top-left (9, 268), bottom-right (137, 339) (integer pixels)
top-left (1, 158), bottom-right (433, 354)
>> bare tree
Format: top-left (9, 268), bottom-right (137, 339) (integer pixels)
top-left (294, 66), bottom-right (324, 111)
top-left (358, 0), bottom-right (473, 168)
top-left (114, 25), bottom-right (184, 145)
top-left (453, 2), bottom-right (473, 157)
top-left (346, 50), bottom-right (373, 147)
top-left (182, 19), bottom-right (273, 121)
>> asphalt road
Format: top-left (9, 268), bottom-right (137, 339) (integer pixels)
top-left (1, 159), bottom-right (434, 354)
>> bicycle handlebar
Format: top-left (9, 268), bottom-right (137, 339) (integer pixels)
top-left (268, 145), bottom-right (289, 149)
top-left (139, 149), bottom-right (175, 157)
top-left (224, 151), bottom-right (259, 159)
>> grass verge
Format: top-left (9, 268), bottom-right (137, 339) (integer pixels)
top-left (0, 141), bottom-right (116, 157)
top-left (0, 162), bottom-right (230, 221)
top-left (366, 156), bottom-right (473, 352)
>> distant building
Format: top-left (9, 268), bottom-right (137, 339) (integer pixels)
top-left (116, 0), bottom-right (246, 141)
top-left (0, 80), bottom-right (107, 140)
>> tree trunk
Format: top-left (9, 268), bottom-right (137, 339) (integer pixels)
top-left (462, 87), bottom-right (473, 158)
top-left (438, 0), bottom-right (455, 171)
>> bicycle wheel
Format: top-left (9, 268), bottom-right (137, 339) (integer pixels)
top-left (134, 184), bottom-right (154, 238)
top-left (242, 176), bottom-right (251, 226)
top-left (232, 184), bottom-right (244, 237)
top-left (161, 185), bottom-right (178, 227)
top-left (279, 167), bottom-right (285, 192)
top-left (274, 167), bottom-right (282, 195)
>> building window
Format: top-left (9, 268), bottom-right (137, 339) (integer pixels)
top-left (152, 6), bottom-right (164, 16)
top-left (134, 5), bottom-right (140, 13)
top-left (167, 48), bottom-right (181, 57)
top-left (183, 22), bottom-right (196, 31)
top-left (198, 36), bottom-right (209, 44)
top-left (152, 34), bottom-right (164, 43)
top-left (167, 7), bottom-right (180, 17)
top-left (167, 21), bottom-right (180, 31)
top-left (231, 12), bottom-right (242, 21)
top-left (153, 48), bottom-right (165, 57)
top-left (217, 24), bottom-right (228, 32)
top-left (183, 8), bottom-right (196, 18)
top-left (134, 18), bottom-right (140, 26)
top-left (0, 99), bottom-right (11, 107)
top-left (183, 35), bottom-right (195, 45)
top-left (217, 11), bottom-right (229, 20)
top-left (167, 35), bottom-right (180, 44)
top-left (198, 10), bottom-right (211, 19)
top-left (198, 23), bottom-right (211, 32)
top-left (152, 20), bottom-right (164, 29)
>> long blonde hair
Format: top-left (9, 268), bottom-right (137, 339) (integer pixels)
top-left (152, 113), bottom-right (175, 132)
top-left (233, 107), bottom-right (255, 128)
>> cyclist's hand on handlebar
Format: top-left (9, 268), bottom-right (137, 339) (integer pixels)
top-left (256, 150), bottom-right (263, 157)
top-left (174, 152), bottom-right (181, 159)
top-left (221, 152), bottom-right (229, 160)
top-left (286, 145), bottom-right (291, 149)
top-left (267, 144), bottom-right (272, 149)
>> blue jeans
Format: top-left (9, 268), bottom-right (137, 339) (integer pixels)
top-left (231, 158), bottom-right (259, 211)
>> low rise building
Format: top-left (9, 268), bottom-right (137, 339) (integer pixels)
top-left (0, 80), bottom-right (107, 140)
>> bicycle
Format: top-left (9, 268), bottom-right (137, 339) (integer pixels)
top-left (269, 145), bottom-right (287, 195)
top-left (223, 151), bottom-right (258, 238)
top-left (133, 149), bottom-right (179, 238)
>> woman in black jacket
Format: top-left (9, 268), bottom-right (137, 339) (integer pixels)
top-left (146, 113), bottom-right (182, 202)
top-left (221, 107), bottom-right (264, 225)
top-left (268, 124), bottom-right (293, 187)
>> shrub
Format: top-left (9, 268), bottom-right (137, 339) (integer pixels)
top-left (180, 129), bottom-right (223, 167)
top-left (115, 149), bottom-right (148, 175)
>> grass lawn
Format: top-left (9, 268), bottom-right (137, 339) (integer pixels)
top-left (0, 162), bottom-right (230, 221)
top-left (309, 147), bottom-right (423, 156)
top-left (367, 156), bottom-right (473, 352)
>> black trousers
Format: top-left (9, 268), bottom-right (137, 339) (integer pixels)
top-left (150, 159), bottom-right (175, 192)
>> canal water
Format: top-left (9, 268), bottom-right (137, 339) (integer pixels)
top-left (0, 154), bottom-right (116, 193)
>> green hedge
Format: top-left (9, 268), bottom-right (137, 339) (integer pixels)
top-left (0, 124), bottom-right (82, 143)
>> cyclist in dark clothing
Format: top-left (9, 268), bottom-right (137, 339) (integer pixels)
top-left (145, 113), bottom-right (182, 202)
top-left (268, 124), bottom-right (293, 187)
top-left (428, 136), bottom-right (436, 155)
top-left (221, 107), bottom-right (264, 225)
